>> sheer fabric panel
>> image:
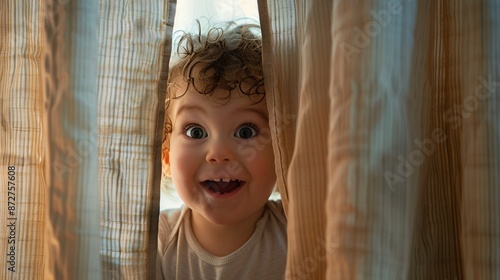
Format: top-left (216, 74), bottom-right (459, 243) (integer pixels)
top-left (1, 0), bottom-right (174, 278)
top-left (259, 0), bottom-right (500, 279)
top-left (1, 1), bottom-right (45, 279)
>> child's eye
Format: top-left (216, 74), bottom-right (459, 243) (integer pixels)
top-left (234, 123), bottom-right (259, 139)
top-left (184, 124), bottom-right (208, 139)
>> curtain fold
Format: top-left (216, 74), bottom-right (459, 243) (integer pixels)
top-left (259, 0), bottom-right (499, 279)
top-left (43, 0), bottom-right (100, 279)
top-left (257, 0), bottom-right (298, 218)
top-left (97, 0), bottom-right (175, 278)
top-left (460, 1), bottom-right (500, 279)
top-left (328, 0), bottom-right (419, 278)
top-left (260, 0), bottom-right (330, 278)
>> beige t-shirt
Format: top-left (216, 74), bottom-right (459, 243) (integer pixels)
top-left (156, 200), bottom-right (287, 280)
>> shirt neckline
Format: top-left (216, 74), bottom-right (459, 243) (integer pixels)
top-left (183, 205), bottom-right (270, 266)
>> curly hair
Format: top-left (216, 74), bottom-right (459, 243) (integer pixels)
top-left (162, 21), bottom-right (265, 151)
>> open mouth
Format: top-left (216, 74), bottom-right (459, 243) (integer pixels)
top-left (202, 179), bottom-right (244, 195)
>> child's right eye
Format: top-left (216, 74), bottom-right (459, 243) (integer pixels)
top-left (184, 124), bottom-right (208, 139)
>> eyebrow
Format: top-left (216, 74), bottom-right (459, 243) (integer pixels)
top-left (175, 105), bottom-right (208, 116)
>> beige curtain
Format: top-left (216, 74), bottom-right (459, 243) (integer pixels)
top-left (1, 0), bottom-right (174, 278)
top-left (259, 0), bottom-right (499, 279)
top-left (1, 1), bottom-right (46, 278)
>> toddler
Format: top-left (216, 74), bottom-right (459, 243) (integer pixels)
top-left (156, 22), bottom-right (287, 279)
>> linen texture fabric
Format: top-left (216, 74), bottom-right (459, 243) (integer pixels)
top-left (258, 0), bottom-right (500, 279)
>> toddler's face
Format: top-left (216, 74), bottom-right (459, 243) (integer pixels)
top-left (164, 84), bottom-right (276, 226)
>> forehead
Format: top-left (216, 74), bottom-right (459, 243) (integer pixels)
top-left (167, 80), bottom-right (267, 116)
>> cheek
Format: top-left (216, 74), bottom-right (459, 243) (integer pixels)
top-left (170, 156), bottom-right (192, 178)
top-left (170, 153), bottom-right (198, 201)
top-left (251, 144), bottom-right (276, 182)
top-left (168, 140), bottom-right (199, 181)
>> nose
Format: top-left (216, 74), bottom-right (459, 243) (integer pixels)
top-left (206, 138), bottom-right (235, 163)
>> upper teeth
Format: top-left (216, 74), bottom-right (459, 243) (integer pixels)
top-left (212, 178), bottom-right (234, 182)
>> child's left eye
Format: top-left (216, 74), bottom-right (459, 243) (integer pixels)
top-left (234, 124), bottom-right (259, 139)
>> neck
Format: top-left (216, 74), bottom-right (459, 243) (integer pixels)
top-left (190, 207), bottom-right (265, 257)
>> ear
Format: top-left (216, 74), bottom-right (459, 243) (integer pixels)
top-left (162, 149), bottom-right (172, 178)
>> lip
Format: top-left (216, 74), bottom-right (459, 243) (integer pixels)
top-left (199, 180), bottom-right (246, 199)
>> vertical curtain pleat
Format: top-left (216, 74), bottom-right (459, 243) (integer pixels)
top-left (285, 0), bottom-right (332, 279)
top-left (97, 0), bottom-right (174, 278)
top-left (42, 0), bottom-right (100, 279)
top-left (328, 0), bottom-right (419, 278)
top-left (1, 1), bottom-right (45, 279)
top-left (260, 0), bottom-right (330, 279)
top-left (257, 0), bottom-right (297, 218)
top-left (461, 0), bottom-right (500, 279)
top-left (408, 1), bottom-right (465, 278)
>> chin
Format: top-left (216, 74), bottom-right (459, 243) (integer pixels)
top-left (201, 211), bottom-right (246, 226)
top-left (205, 206), bottom-right (265, 226)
